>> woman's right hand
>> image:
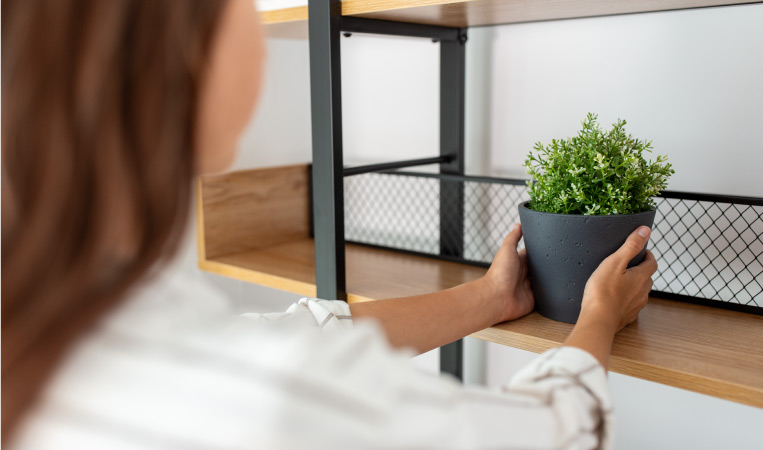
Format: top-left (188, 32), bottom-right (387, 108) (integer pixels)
top-left (580, 226), bottom-right (658, 332)
top-left (564, 226), bottom-right (658, 369)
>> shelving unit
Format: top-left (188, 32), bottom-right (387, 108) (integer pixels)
top-left (197, 165), bottom-right (763, 407)
top-left (199, 0), bottom-right (763, 404)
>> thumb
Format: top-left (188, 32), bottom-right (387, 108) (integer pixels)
top-left (611, 226), bottom-right (651, 270)
top-left (502, 223), bottom-right (523, 249)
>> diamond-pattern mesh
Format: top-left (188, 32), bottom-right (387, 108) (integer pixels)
top-left (343, 172), bottom-right (763, 310)
top-left (651, 197), bottom-right (763, 307)
top-left (345, 173), bottom-right (441, 254)
top-left (345, 173), bottom-right (528, 261)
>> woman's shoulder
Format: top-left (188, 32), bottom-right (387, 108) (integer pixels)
top-left (11, 268), bottom-right (395, 450)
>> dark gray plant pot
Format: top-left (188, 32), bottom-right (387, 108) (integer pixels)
top-left (518, 202), bottom-right (656, 324)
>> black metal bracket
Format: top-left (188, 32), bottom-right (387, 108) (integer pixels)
top-left (344, 155), bottom-right (454, 177)
top-left (341, 17), bottom-right (464, 42)
top-left (657, 190), bottom-right (763, 206)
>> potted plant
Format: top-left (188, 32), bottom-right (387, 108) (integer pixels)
top-left (519, 113), bottom-right (674, 323)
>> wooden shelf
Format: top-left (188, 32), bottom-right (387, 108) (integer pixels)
top-left (473, 299), bottom-right (763, 408)
top-left (197, 165), bottom-right (763, 407)
top-left (201, 238), bottom-right (487, 302)
top-left (196, 164), bottom-right (485, 302)
top-left (261, 0), bottom-right (760, 37)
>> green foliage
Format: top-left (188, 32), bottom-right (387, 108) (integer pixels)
top-left (524, 113), bottom-right (674, 215)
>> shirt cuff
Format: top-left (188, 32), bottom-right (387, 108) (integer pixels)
top-left (507, 346), bottom-right (614, 449)
top-left (299, 298), bottom-right (354, 331)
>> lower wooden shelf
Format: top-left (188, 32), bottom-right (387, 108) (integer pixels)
top-left (197, 165), bottom-right (763, 408)
top-left (200, 238), bottom-right (487, 303)
top-left (473, 300), bottom-right (763, 408)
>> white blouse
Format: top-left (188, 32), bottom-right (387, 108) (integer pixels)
top-left (12, 267), bottom-right (614, 450)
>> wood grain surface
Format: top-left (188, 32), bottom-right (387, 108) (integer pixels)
top-left (261, 0), bottom-right (759, 28)
top-left (473, 298), bottom-right (763, 407)
top-left (351, 0), bottom-right (759, 27)
top-left (197, 165), bottom-right (310, 260)
top-left (204, 238), bottom-right (487, 303)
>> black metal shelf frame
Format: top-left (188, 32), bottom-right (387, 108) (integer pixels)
top-left (308, 0), bottom-right (467, 379)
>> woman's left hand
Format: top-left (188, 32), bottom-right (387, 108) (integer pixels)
top-left (481, 224), bottom-right (535, 324)
top-left (351, 223), bottom-right (534, 354)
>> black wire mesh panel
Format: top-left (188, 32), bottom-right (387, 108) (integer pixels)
top-left (651, 194), bottom-right (763, 311)
top-left (344, 172), bottom-right (529, 262)
top-left (343, 171), bottom-right (763, 314)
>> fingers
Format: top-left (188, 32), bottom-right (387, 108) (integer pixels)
top-left (610, 226), bottom-right (651, 271)
top-left (518, 247), bottom-right (527, 265)
top-left (640, 276), bottom-right (654, 298)
top-left (518, 248), bottom-right (528, 279)
top-left (630, 249), bottom-right (658, 279)
top-left (502, 223), bottom-right (523, 249)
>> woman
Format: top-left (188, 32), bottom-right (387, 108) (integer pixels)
top-left (2, 0), bottom-right (657, 448)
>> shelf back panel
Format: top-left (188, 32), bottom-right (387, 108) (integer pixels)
top-left (198, 165), bottom-right (311, 260)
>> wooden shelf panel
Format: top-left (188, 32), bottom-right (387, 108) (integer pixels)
top-left (473, 298), bottom-right (763, 407)
top-left (261, 0), bottom-right (759, 30)
top-left (201, 238), bottom-right (487, 302)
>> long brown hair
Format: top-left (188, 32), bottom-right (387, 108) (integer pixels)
top-left (2, 0), bottom-right (227, 438)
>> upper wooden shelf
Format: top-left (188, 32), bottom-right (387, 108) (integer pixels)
top-left (197, 164), bottom-right (763, 407)
top-left (261, 0), bottom-right (760, 38)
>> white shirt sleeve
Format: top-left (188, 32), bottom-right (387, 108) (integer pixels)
top-left (246, 298), bottom-right (614, 450)
top-left (240, 297), bottom-right (354, 332)
top-left (14, 293), bottom-right (613, 450)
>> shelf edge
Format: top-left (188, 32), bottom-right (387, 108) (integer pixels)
top-left (199, 258), bottom-right (317, 298)
top-left (471, 328), bottom-right (763, 408)
top-left (199, 257), bottom-right (378, 303)
top-left (262, 6), bottom-right (308, 24)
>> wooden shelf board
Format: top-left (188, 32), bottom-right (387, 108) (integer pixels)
top-left (201, 238), bottom-right (486, 302)
top-left (261, 0), bottom-right (760, 29)
top-left (473, 298), bottom-right (763, 407)
top-left (201, 238), bottom-right (763, 407)
top-left (262, 6), bottom-right (308, 24)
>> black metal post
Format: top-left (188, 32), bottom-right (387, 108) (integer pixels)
top-left (439, 30), bottom-right (467, 380)
top-left (309, 0), bottom-right (346, 301)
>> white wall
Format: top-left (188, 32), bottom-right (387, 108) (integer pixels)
top-left (194, 4), bottom-right (763, 449)
top-left (231, 33), bottom-right (442, 170)
top-left (479, 6), bottom-right (763, 197)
